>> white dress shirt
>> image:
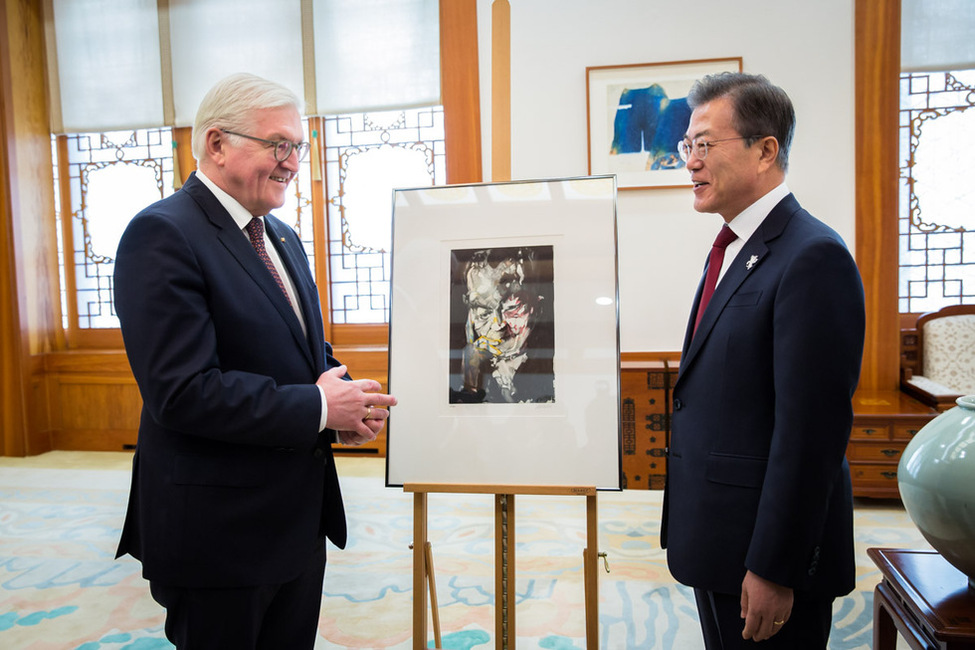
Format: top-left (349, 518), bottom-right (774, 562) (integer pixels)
top-left (717, 182), bottom-right (790, 286)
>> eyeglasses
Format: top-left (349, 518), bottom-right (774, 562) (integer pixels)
top-left (221, 129), bottom-right (311, 162)
top-left (676, 135), bottom-right (764, 162)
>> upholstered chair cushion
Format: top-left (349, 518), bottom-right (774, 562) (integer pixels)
top-left (920, 314), bottom-right (975, 395)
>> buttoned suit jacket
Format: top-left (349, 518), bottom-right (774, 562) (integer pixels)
top-left (114, 172), bottom-right (346, 589)
top-left (661, 193), bottom-right (865, 598)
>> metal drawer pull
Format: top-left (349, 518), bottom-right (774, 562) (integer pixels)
top-left (881, 449), bottom-right (900, 457)
top-left (881, 471), bottom-right (897, 479)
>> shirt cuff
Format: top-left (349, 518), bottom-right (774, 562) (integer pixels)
top-left (318, 384), bottom-right (328, 432)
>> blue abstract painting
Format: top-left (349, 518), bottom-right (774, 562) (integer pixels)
top-left (587, 58), bottom-right (741, 188)
top-left (610, 84), bottom-right (690, 171)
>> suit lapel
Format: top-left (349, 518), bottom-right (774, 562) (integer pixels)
top-left (680, 256), bottom-right (709, 363)
top-left (183, 175), bottom-right (317, 371)
top-left (264, 216), bottom-right (326, 373)
top-left (678, 194), bottom-right (799, 380)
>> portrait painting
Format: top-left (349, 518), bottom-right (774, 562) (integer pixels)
top-left (448, 245), bottom-right (555, 405)
top-left (587, 57), bottom-right (742, 189)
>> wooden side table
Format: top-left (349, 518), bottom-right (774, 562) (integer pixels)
top-left (868, 548), bottom-right (975, 649)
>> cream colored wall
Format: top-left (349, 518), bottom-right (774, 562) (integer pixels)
top-left (478, 0), bottom-right (855, 352)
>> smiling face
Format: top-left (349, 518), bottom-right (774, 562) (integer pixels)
top-left (203, 105), bottom-right (303, 216)
top-left (684, 96), bottom-right (774, 222)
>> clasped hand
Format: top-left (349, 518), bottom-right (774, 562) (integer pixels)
top-left (316, 365), bottom-right (397, 446)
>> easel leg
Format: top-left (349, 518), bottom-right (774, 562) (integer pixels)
top-left (584, 494), bottom-right (598, 650)
top-left (413, 493), bottom-right (428, 650)
top-left (496, 493), bottom-right (516, 650)
top-left (425, 541), bottom-right (442, 649)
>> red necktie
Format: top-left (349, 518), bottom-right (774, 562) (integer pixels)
top-left (245, 217), bottom-right (292, 307)
top-left (693, 224), bottom-right (738, 335)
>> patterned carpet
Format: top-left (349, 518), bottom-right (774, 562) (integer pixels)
top-left (0, 452), bottom-right (929, 649)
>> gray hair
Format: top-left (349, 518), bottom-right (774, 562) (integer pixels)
top-left (687, 72), bottom-right (795, 171)
top-left (192, 73), bottom-right (303, 161)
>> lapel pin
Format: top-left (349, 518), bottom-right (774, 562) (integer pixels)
top-left (746, 255), bottom-right (759, 270)
top-left (280, 237), bottom-right (286, 243)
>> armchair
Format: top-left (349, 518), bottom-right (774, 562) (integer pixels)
top-left (900, 304), bottom-right (975, 411)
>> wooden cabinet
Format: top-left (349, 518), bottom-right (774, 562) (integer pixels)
top-left (620, 360), bottom-right (678, 490)
top-left (848, 390), bottom-right (938, 498)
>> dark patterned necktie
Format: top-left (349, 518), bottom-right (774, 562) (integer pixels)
top-left (693, 224), bottom-right (738, 335)
top-left (245, 217), bottom-right (292, 307)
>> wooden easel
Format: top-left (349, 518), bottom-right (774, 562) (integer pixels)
top-left (404, 483), bottom-right (602, 650)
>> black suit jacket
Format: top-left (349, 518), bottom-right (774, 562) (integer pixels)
top-left (114, 172), bottom-right (346, 589)
top-left (661, 194), bottom-right (865, 598)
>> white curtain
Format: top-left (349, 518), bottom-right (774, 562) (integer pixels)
top-left (50, 0), bottom-right (165, 132)
top-left (312, 0), bottom-right (440, 114)
top-left (48, 0), bottom-right (441, 133)
top-left (168, 0), bottom-right (306, 127)
top-left (902, 0), bottom-right (975, 72)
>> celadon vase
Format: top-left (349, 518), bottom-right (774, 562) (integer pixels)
top-left (898, 395), bottom-right (975, 588)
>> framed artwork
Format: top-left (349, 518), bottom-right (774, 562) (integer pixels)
top-left (586, 57), bottom-right (742, 190)
top-left (386, 176), bottom-right (621, 490)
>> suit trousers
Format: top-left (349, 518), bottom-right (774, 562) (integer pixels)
top-left (149, 542), bottom-right (326, 650)
top-left (693, 587), bottom-right (834, 650)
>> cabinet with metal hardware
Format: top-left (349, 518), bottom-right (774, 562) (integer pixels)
top-left (847, 390), bottom-right (938, 498)
top-left (620, 360), bottom-right (678, 490)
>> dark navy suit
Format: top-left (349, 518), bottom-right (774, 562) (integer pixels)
top-left (114, 172), bottom-right (346, 591)
top-left (662, 194), bottom-right (864, 641)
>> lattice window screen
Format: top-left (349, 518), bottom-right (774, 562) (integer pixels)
top-left (898, 70), bottom-right (975, 313)
top-left (322, 107), bottom-right (445, 324)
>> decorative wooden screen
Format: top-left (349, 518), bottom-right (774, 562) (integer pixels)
top-left (58, 129), bottom-right (175, 330)
top-left (899, 70), bottom-right (975, 313)
top-left (321, 107), bottom-right (446, 324)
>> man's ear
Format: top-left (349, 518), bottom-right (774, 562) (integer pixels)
top-left (205, 128), bottom-right (228, 165)
top-left (757, 136), bottom-right (780, 172)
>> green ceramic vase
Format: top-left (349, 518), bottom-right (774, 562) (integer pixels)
top-left (898, 395), bottom-right (975, 588)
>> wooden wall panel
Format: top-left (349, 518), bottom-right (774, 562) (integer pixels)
top-left (37, 347), bottom-right (390, 455)
top-left (1, 0), bottom-right (60, 456)
top-left (855, 0), bottom-right (901, 391)
top-left (5, 0), bottom-right (60, 357)
top-left (0, 0), bottom-right (27, 457)
top-left (44, 351), bottom-right (140, 452)
top-left (58, 382), bottom-right (141, 431)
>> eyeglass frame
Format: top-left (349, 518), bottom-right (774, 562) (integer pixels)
top-left (676, 135), bottom-right (767, 163)
top-left (220, 129), bottom-right (311, 163)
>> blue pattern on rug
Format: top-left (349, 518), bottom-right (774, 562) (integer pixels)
top-left (429, 630), bottom-right (491, 649)
top-left (0, 606), bottom-right (77, 630)
top-left (539, 635), bottom-right (582, 649)
top-left (77, 634), bottom-right (173, 650)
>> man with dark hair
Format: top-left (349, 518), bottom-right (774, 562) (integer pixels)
top-left (661, 72), bottom-right (864, 649)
